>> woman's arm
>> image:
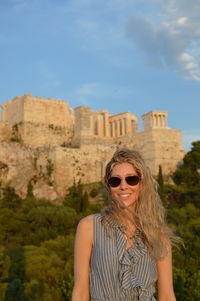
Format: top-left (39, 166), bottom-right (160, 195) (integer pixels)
top-left (72, 215), bottom-right (93, 301)
top-left (156, 245), bottom-right (176, 301)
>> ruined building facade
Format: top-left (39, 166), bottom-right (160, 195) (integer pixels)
top-left (0, 94), bottom-right (184, 199)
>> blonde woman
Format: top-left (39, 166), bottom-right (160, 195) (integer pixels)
top-left (72, 148), bottom-right (177, 301)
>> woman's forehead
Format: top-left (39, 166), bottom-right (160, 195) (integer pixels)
top-left (111, 162), bottom-right (136, 173)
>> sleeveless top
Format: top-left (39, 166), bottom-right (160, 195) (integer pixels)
top-left (90, 213), bottom-right (157, 301)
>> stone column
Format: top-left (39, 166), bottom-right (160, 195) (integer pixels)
top-left (119, 119), bottom-right (122, 136)
top-left (109, 122), bottom-right (112, 137)
top-left (155, 114), bottom-right (158, 127)
top-left (159, 114), bottom-right (162, 127)
top-left (162, 115), bottom-right (164, 127)
top-left (115, 120), bottom-right (118, 137)
top-left (164, 114), bottom-right (168, 127)
top-left (112, 121), bottom-right (115, 137)
top-left (150, 114), bottom-right (153, 128)
top-left (104, 112), bottom-right (110, 137)
top-left (123, 118), bottom-right (127, 134)
top-left (96, 116), bottom-right (99, 135)
top-left (121, 118), bottom-right (125, 136)
top-left (131, 119), bottom-right (136, 132)
top-left (126, 118), bottom-right (132, 134)
top-left (99, 115), bottom-right (103, 136)
top-left (117, 119), bottom-right (121, 136)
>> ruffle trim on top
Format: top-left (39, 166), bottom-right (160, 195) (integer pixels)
top-left (116, 227), bottom-right (153, 301)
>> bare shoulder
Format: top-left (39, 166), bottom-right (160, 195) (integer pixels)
top-left (76, 215), bottom-right (94, 239)
top-left (78, 215), bottom-right (93, 229)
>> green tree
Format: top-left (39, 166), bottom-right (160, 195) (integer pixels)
top-left (80, 191), bottom-right (89, 213)
top-left (0, 247), bottom-right (10, 300)
top-left (4, 247), bottom-right (25, 301)
top-left (157, 165), bottom-right (165, 202)
top-left (173, 141), bottom-right (200, 187)
top-left (27, 206), bottom-right (77, 245)
top-left (0, 208), bottom-right (31, 246)
top-left (0, 187), bottom-right (22, 211)
top-left (64, 181), bottom-right (90, 214)
top-left (24, 244), bottom-right (64, 301)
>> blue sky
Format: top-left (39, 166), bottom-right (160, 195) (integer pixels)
top-left (0, 0), bottom-right (200, 151)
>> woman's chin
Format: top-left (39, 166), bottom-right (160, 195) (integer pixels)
top-left (121, 199), bottom-right (136, 208)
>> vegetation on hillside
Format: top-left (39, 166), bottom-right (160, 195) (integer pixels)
top-left (0, 141), bottom-right (199, 300)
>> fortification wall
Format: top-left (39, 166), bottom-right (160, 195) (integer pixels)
top-left (17, 122), bottom-right (73, 147)
top-left (1, 96), bottom-right (24, 124)
top-left (23, 95), bottom-right (74, 127)
top-left (0, 121), bottom-right (12, 142)
top-left (134, 129), bottom-right (184, 174)
top-left (53, 135), bottom-right (184, 197)
top-left (53, 145), bottom-right (116, 196)
top-left (1, 94), bottom-right (74, 128)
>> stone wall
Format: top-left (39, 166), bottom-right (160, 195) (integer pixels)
top-left (134, 129), bottom-right (184, 174)
top-left (1, 96), bottom-right (24, 124)
top-left (1, 94), bottom-right (74, 128)
top-left (17, 122), bottom-right (74, 147)
top-left (0, 139), bottom-right (184, 200)
top-left (53, 145), bottom-right (116, 196)
top-left (0, 121), bottom-right (12, 142)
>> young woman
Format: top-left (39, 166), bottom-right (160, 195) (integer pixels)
top-left (72, 148), bottom-right (177, 301)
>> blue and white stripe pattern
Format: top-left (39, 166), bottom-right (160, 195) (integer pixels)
top-left (90, 213), bottom-right (157, 301)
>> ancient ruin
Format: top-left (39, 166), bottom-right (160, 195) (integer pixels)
top-left (0, 94), bottom-right (184, 199)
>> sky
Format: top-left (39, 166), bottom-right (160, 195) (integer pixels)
top-left (0, 0), bottom-right (200, 151)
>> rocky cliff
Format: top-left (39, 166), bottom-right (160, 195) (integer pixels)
top-left (0, 142), bottom-right (115, 201)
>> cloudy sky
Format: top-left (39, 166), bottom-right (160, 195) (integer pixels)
top-left (0, 0), bottom-right (200, 151)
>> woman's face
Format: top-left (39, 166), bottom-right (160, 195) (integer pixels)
top-left (109, 162), bottom-right (140, 208)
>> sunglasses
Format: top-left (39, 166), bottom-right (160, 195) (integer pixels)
top-left (108, 175), bottom-right (140, 188)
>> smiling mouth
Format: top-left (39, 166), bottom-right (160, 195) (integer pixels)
top-left (119, 194), bottom-right (130, 198)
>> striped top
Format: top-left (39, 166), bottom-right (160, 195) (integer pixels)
top-left (90, 213), bottom-right (157, 301)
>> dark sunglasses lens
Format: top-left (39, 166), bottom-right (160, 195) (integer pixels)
top-left (108, 177), bottom-right (121, 187)
top-left (126, 176), bottom-right (140, 185)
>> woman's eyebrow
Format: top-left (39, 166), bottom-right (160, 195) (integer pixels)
top-left (111, 173), bottom-right (138, 177)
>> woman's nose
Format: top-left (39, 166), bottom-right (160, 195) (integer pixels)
top-left (119, 178), bottom-right (128, 189)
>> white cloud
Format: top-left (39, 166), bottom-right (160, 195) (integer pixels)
top-left (9, 0), bottom-right (198, 81)
top-left (68, 0), bottom-right (200, 80)
top-left (126, 0), bottom-right (200, 81)
top-left (178, 52), bottom-right (200, 80)
top-left (177, 17), bottom-right (188, 26)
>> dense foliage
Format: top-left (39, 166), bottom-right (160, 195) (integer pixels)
top-left (163, 141), bottom-right (200, 300)
top-left (0, 182), bottom-right (103, 301)
top-left (0, 141), bottom-right (199, 300)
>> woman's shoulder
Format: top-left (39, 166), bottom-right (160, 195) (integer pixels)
top-left (75, 215), bottom-right (94, 244)
top-left (77, 213), bottom-right (102, 232)
top-left (78, 215), bottom-right (93, 228)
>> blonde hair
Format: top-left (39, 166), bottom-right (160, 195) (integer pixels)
top-left (102, 147), bottom-right (175, 260)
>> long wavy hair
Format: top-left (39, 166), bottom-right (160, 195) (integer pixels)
top-left (102, 147), bottom-right (176, 260)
